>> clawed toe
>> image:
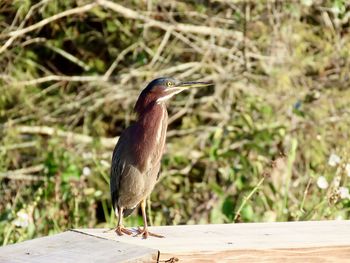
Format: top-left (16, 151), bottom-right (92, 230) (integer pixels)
top-left (134, 227), bottom-right (164, 239)
top-left (115, 226), bottom-right (132, 236)
top-left (121, 227), bottom-right (133, 235)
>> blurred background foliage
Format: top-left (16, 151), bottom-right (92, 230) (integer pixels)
top-left (1, 0), bottom-right (350, 245)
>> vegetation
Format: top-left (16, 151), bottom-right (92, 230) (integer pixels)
top-left (1, 0), bottom-right (349, 245)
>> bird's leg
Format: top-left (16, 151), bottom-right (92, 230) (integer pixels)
top-left (115, 207), bottom-right (132, 236)
top-left (135, 199), bottom-right (164, 239)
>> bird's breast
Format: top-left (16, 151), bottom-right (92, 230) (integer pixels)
top-left (133, 105), bottom-right (168, 173)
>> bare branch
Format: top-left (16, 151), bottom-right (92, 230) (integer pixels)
top-left (149, 29), bottom-right (172, 66)
top-left (0, 2), bottom-right (97, 54)
top-left (9, 125), bottom-right (118, 149)
top-left (0, 164), bottom-right (45, 181)
top-left (97, 0), bottom-right (243, 39)
top-left (8, 62), bottom-right (201, 86)
top-left (13, 75), bottom-right (107, 86)
top-left (103, 42), bottom-right (139, 80)
top-left (5, 126), bottom-right (119, 148)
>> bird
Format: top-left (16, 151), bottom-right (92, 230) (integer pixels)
top-left (110, 77), bottom-right (211, 239)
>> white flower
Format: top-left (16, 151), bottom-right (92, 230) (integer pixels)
top-left (13, 211), bottom-right (30, 228)
top-left (82, 166), bottom-right (91, 176)
top-left (317, 176), bottom-right (329, 189)
top-left (328, 153), bottom-right (341, 167)
top-left (339, 187), bottom-right (350, 199)
top-left (345, 163), bottom-right (350, 177)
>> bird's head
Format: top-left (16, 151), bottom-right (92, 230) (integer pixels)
top-left (134, 77), bottom-right (212, 114)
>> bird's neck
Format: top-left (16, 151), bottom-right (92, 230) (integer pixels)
top-left (133, 102), bottom-right (168, 172)
top-left (136, 101), bottom-right (168, 128)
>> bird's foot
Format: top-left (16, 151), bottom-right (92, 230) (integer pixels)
top-left (115, 225), bottom-right (133, 236)
top-left (134, 227), bottom-right (164, 239)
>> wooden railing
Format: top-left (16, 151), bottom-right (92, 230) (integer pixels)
top-left (1, 220), bottom-right (349, 262)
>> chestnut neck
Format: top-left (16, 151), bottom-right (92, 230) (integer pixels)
top-left (134, 93), bottom-right (166, 122)
top-left (132, 95), bottom-right (168, 172)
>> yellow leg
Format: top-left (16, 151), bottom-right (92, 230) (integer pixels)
top-left (135, 200), bottom-right (164, 239)
top-left (141, 199), bottom-right (148, 230)
top-left (115, 207), bottom-right (132, 236)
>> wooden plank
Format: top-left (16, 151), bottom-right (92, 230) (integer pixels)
top-left (166, 246), bottom-right (350, 263)
top-left (76, 220), bottom-right (350, 262)
top-left (0, 231), bottom-right (158, 263)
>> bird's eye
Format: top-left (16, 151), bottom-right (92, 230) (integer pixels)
top-left (166, 81), bottom-right (173, 87)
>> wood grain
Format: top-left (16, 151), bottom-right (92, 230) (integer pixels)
top-left (161, 246), bottom-right (350, 263)
top-left (76, 220), bottom-right (350, 252)
top-left (77, 220), bottom-right (350, 262)
top-left (1, 221), bottom-right (349, 262)
top-left (0, 231), bottom-right (158, 263)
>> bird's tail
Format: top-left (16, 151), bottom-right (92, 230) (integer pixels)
top-left (123, 207), bottom-right (136, 217)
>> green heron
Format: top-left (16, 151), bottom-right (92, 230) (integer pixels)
top-left (110, 77), bottom-right (211, 239)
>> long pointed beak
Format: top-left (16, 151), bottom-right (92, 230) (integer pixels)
top-left (175, 81), bottom-right (213, 89)
top-left (157, 80), bottom-right (213, 103)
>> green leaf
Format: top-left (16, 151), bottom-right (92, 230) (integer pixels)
top-left (62, 164), bottom-right (80, 182)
